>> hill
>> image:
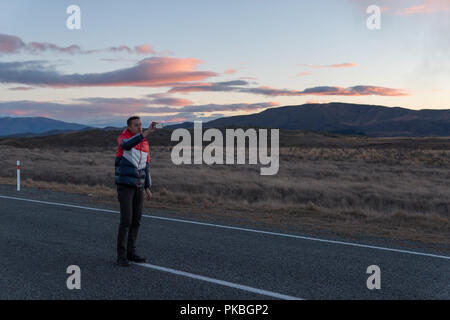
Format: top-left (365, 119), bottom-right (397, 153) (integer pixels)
top-left (165, 102), bottom-right (450, 137)
top-left (0, 117), bottom-right (91, 137)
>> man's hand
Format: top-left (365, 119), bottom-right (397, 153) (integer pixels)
top-left (145, 188), bottom-right (152, 201)
top-left (142, 122), bottom-right (158, 137)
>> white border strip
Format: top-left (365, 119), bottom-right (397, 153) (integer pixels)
top-left (133, 262), bottom-right (302, 300)
top-left (1, 194), bottom-right (449, 260)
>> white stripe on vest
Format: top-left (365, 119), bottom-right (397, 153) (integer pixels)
top-left (123, 148), bottom-right (147, 170)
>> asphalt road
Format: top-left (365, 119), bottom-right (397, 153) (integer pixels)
top-left (0, 188), bottom-right (449, 299)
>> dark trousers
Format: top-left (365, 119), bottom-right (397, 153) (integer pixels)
top-left (116, 184), bottom-right (144, 258)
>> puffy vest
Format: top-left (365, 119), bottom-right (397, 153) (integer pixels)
top-left (115, 128), bottom-right (151, 188)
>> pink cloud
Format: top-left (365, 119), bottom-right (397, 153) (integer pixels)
top-left (353, 0), bottom-right (450, 15)
top-left (169, 82), bottom-right (409, 97)
top-left (396, 0), bottom-right (450, 15)
top-left (224, 69), bottom-right (237, 74)
top-left (298, 63), bottom-right (358, 69)
top-left (306, 100), bottom-right (328, 104)
top-left (0, 57), bottom-right (217, 88)
top-left (11, 110), bottom-right (27, 116)
top-left (0, 34), bottom-right (26, 53)
top-left (148, 96), bottom-right (194, 106)
top-left (135, 44), bottom-right (155, 55)
top-left (165, 117), bottom-right (187, 123)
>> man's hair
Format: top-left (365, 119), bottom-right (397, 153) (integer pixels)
top-left (127, 116), bottom-right (140, 127)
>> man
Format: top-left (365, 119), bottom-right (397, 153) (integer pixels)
top-left (115, 116), bottom-right (157, 267)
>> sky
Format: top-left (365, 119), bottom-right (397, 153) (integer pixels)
top-left (0, 0), bottom-right (449, 127)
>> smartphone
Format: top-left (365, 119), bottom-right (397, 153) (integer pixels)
top-left (155, 123), bottom-right (164, 129)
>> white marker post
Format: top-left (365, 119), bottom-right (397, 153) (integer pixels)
top-left (17, 160), bottom-right (20, 191)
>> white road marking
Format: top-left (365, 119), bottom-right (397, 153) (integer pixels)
top-left (1, 194), bottom-right (449, 260)
top-left (132, 262), bottom-right (303, 300)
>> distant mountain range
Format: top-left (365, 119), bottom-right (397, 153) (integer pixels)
top-left (0, 117), bottom-right (92, 137)
top-left (2, 103), bottom-right (450, 137)
top-left (165, 102), bottom-right (450, 137)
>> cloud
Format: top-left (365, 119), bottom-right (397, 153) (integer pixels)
top-left (224, 69), bottom-right (237, 74)
top-left (0, 57), bottom-right (217, 88)
top-left (350, 0), bottom-right (449, 15)
top-left (168, 80), bottom-right (250, 93)
top-left (134, 44), bottom-right (156, 55)
top-left (145, 93), bottom-right (194, 106)
top-left (8, 86), bottom-right (34, 91)
top-left (169, 81), bottom-right (409, 97)
top-left (0, 99), bottom-right (277, 123)
top-left (395, 0), bottom-right (450, 15)
top-left (306, 99), bottom-right (328, 104)
top-left (164, 75), bottom-right (407, 100)
top-left (99, 58), bottom-right (140, 63)
top-left (0, 33), bottom-right (84, 55)
top-left (295, 72), bottom-right (311, 77)
top-left (78, 96), bottom-right (193, 108)
top-left (0, 34), bottom-right (26, 53)
top-left (288, 85), bottom-right (408, 96)
top-left (108, 44), bottom-right (156, 55)
top-left (149, 97), bottom-right (194, 106)
top-left (298, 63), bottom-right (358, 68)
top-left (164, 117), bottom-right (188, 123)
top-left (0, 33), bottom-right (158, 56)
top-left (179, 101), bottom-right (279, 113)
top-left (216, 80), bottom-right (248, 86)
top-left (27, 42), bottom-right (83, 55)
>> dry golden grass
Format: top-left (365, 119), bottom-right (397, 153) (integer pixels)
top-left (1, 135), bottom-right (449, 247)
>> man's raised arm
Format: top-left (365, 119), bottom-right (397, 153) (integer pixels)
top-left (119, 133), bottom-right (144, 151)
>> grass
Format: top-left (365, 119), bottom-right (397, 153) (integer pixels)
top-left (0, 129), bottom-right (449, 248)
